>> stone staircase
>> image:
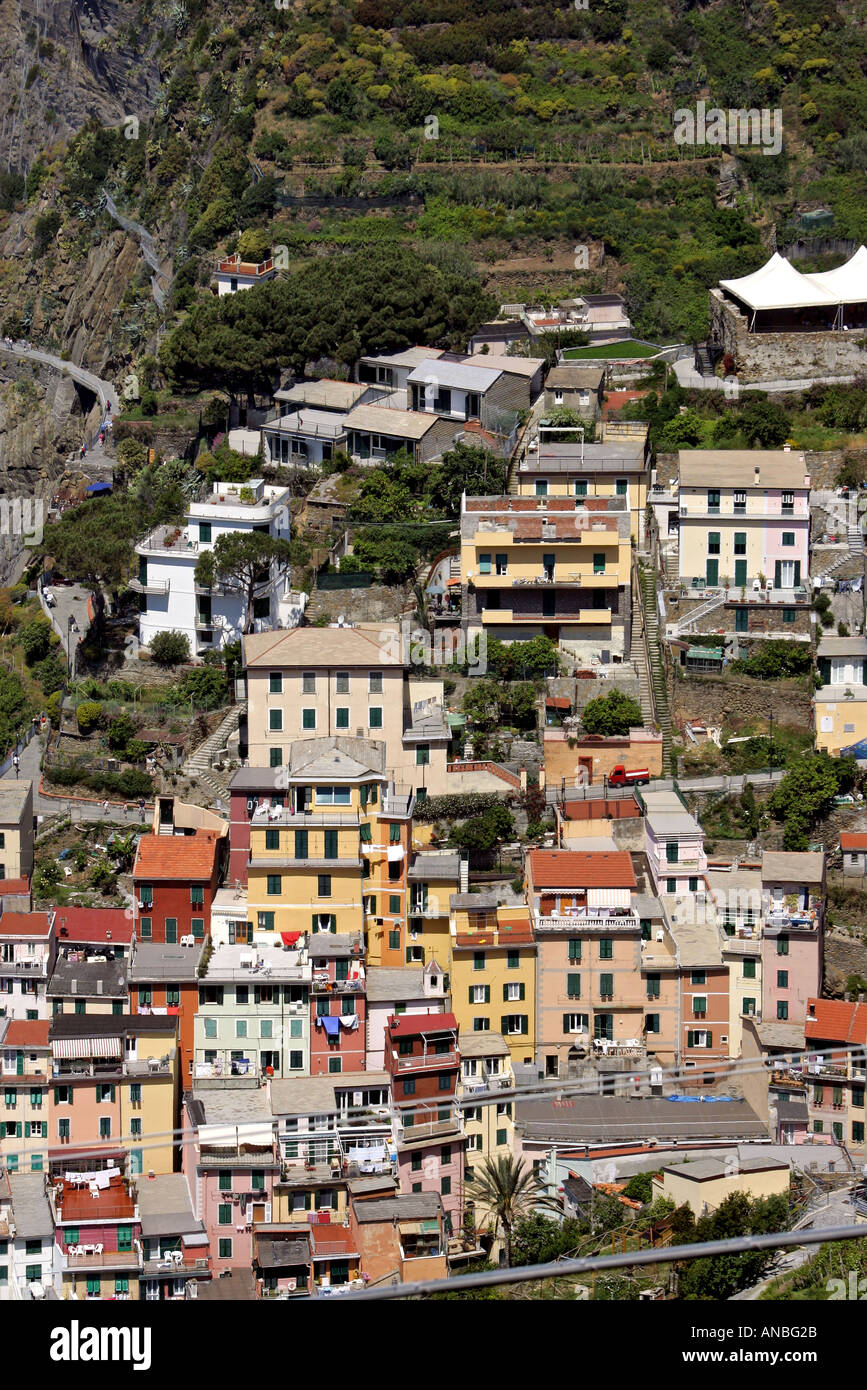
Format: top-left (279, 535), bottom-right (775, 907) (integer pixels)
top-left (694, 344), bottom-right (714, 377)
top-left (662, 549), bottom-right (679, 586)
top-left (638, 563), bottom-right (674, 773)
top-left (182, 703), bottom-right (245, 804)
top-left (848, 524), bottom-right (864, 557)
top-left (676, 588), bottom-right (728, 635)
top-left (629, 611), bottom-right (653, 727)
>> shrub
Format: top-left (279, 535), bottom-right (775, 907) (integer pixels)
top-left (17, 618), bottom-right (52, 665)
top-left (149, 630), bottom-right (190, 666)
top-left (33, 652), bottom-right (66, 695)
top-left (581, 690), bottom-right (644, 736)
top-left (76, 700), bottom-right (104, 734)
top-left (45, 690), bottom-right (62, 722)
top-left (413, 792), bottom-right (509, 822)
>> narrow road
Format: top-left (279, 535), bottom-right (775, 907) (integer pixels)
top-left (1, 731), bottom-right (151, 825)
top-left (1, 340), bottom-right (115, 416)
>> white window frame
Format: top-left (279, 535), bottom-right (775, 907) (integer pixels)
top-left (505, 982), bottom-right (521, 1002)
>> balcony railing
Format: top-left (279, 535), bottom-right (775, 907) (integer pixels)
top-left (0, 959), bottom-right (47, 975)
top-left (535, 914), bottom-right (638, 933)
top-left (311, 978), bottom-right (365, 994)
top-left (62, 1249), bottom-right (141, 1271)
top-left (392, 1049), bottom-right (459, 1073)
top-left (141, 1255), bottom-right (210, 1278)
top-left (395, 1116), bottom-right (463, 1142)
top-left (129, 577), bottom-right (169, 596)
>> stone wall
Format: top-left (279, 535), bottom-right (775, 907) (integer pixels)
top-left (669, 670), bottom-right (812, 731)
top-left (709, 290), bottom-right (867, 384)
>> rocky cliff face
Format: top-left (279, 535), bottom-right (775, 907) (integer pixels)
top-left (0, 0), bottom-right (163, 171)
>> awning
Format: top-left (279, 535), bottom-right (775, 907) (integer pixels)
top-left (546, 697), bottom-right (570, 709)
top-left (281, 932), bottom-right (302, 946)
top-left (52, 1037), bottom-right (122, 1060)
top-left (387, 845), bottom-right (404, 863)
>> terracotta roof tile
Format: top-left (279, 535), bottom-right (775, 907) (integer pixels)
top-left (840, 833), bottom-right (867, 851)
top-left (134, 832), bottom-right (220, 882)
top-left (805, 998), bottom-right (867, 1045)
top-left (528, 849), bottom-right (636, 889)
top-left (3, 1020), bottom-right (50, 1048)
top-left (54, 907), bottom-right (134, 943)
top-left (0, 911), bottom-right (52, 937)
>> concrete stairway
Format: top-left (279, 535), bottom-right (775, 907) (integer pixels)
top-left (639, 564), bottom-right (674, 774)
top-left (848, 524), bottom-right (864, 556)
top-left (182, 703), bottom-right (245, 803)
top-left (629, 609), bottom-right (653, 727)
top-left (676, 588), bottom-right (728, 635)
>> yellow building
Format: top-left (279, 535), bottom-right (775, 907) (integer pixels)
top-left (449, 897), bottom-right (536, 1066)
top-left (707, 868), bottom-right (763, 1058)
top-left (0, 779), bottom-right (34, 884)
top-left (242, 624), bottom-right (451, 798)
top-left (814, 638), bottom-right (867, 755)
top-left (119, 1019), bottom-right (179, 1177)
top-left (245, 737), bottom-right (415, 967)
top-left (460, 495), bottom-right (632, 662)
top-left (406, 852), bottom-right (461, 971)
top-left (459, 1031), bottom-right (515, 1168)
top-left (652, 1155), bottom-right (790, 1217)
top-left (514, 426), bottom-right (650, 543)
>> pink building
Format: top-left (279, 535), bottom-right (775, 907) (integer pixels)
top-left (182, 1089), bottom-right (277, 1275)
top-left (309, 934), bottom-right (367, 1076)
top-left (760, 851), bottom-right (824, 1028)
top-left (642, 792), bottom-right (707, 896)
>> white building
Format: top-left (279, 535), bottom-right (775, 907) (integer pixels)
top-left (262, 409), bottom-right (348, 469)
top-left (215, 253), bottom-right (277, 296)
top-left (0, 1174), bottom-right (58, 1300)
top-left (133, 479), bottom-right (306, 656)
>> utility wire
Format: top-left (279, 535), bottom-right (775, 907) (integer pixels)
top-left (7, 1042), bottom-right (864, 1167)
top-left (339, 1223), bottom-right (867, 1301)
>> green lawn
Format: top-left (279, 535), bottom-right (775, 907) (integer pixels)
top-left (562, 340), bottom-right (661, 360)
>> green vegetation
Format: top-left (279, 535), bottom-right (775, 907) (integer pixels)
top-left (148, 631), bottom-right (191, 666)
top-left (563, 340), bottom-right (659, 359)
top-left (729, 640), bottom-right (814, 681)
top-left (760, 1237), bottom-right (867, 1302)
top-left (768, 751), bottom-right (858, 849)
top-left (675, 1192), bottom-right (791, 1301)
top-left (450, 801), bottom-right (515, 854)
top-left (195, 532), bottom-right (293, 633)
top-left (465, 1155), bottom-right (560, 1268)
top-left (581, 689), bottom-right (644, 736)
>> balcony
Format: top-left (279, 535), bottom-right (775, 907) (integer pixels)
top-left (535, 914), bottom-right (638, 934)
top-left (62, 1249), bottom-right (141, 1272)
top-left (764, 907), bottom-right (820, 933)
top-left (140, 1254), bottom-right (211, 1279)
top-left (51, 1055), bottom-right (173, 1079)
top-left (136, 526), bottom-right (199, 555)
top-left (129, 577), bottom-right (169, 596)
top-left (479, 608), bottom-right (612, 626)
top-left (311, 978), bottom-right (365, 994)
top-left (0, 959), bottom-right (48, 977)
top-left (392, 1049), bottom-right (459, 1073)
top-left (395, 1116), bottom-right (463, 1143)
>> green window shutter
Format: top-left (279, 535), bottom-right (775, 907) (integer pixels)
top-left (359, 823), bottom-right (372, 843)
top-left (743, 960), bottom-right (756, 979)
top-left (568, 940), bottom-right (581, 962)
top-left (599, 973), bottom-right (613, 997)
top-left (521, 1016), bottom-right (528, 1035)
top-left (666, 841), bottom-right (679, 863)
top-left (518, 982), bottom-right (525, 1001)
top-left (484, 985), bottom-right (490, 1003)
top-left (567, 973), bottom-right (581, 998)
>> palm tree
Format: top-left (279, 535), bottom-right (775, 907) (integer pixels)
top-left (466, 1155), bottom-right (561, 1268)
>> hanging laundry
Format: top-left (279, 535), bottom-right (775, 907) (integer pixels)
top-left (339, 1014), bottom-right (359, 1031)
top-left (322, 1016), bottom-right (340, 1037)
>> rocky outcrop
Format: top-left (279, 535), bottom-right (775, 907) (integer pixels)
top-left (0, 0), bottom-right (164, 170)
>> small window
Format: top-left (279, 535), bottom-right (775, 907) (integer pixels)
top-left (302, 709), bottom-right (316, 730)
top-left (269, 672), bottom-right (283, 694)
top-left (335, 707), bottom-right (349, 730)
top-left (369, 707), bottom-right (383, 729)
top-left (267, 875), bottom-right (282, 896)
top-left (269, 708), bottom-right (283, 732)
top-left (265, 828), bottom-right (280, 850)
top-left (781, 532), bottom-right (795, 547)
top-left (369, 672), bottom-right (383, 695)
top-left (269, 747), bottom-right (283, 767)
top-left (302, 673), bottom-right (316, 694)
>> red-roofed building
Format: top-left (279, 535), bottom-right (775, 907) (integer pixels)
top-left (384, 1012), bottom-right (463, 1226)
top-left (841, 832), bottom-right (867, 876)
top-left (525, 850), bottom-right (648, 1079)
top-left (50, 1172), bottom-right (142, 1300)
top-left (0, 1015), bottom-right (51, 1174)
top-left (0, 909), bottom-right (55, 1019)
top-left (133, 831), bottom-right (222, 944)
top-left (804, 998), bottom-right (867, 1156)
top-left (53, 907), bottom-right (134, 957)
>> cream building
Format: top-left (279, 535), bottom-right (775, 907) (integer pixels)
top-left (652, 1155), bottom-right (790, 1217)
top-left (243, 623), bottom-right (451, 799)
top-left (0, 781), bottom-right (34, 885)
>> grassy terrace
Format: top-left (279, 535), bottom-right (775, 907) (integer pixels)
top-left (562, 340), bottom-right (661, 360)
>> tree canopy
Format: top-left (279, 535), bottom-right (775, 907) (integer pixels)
top-left (581, 689), bottom-right (644, 736)
top-left (195, 532), bottom-right (294, 633)
top-left (160, 245), bottom-right (497, 394)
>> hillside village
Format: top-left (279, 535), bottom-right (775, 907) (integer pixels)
top-left (0, 232), bottom-right (867, 1308)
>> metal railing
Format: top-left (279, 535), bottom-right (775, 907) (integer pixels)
top-left (392, 1049), bottom-right (459, 1073)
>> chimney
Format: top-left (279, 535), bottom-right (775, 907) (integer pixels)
top-left (96, 980), bottom-right (104, 995)
top-left (754, 465), bottom-right (760, 486)
top-left (520, 764), bottom-right (528, 793)
top-left (71, 979), bottom-right (77, 994)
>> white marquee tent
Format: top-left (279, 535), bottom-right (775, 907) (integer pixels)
top-left (720, 246), bottom-right (867, 318)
